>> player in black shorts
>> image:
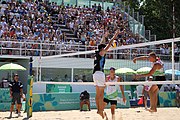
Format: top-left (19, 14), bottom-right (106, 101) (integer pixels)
top-left (103, 67), bottom-right (126, 120)
top-left (9, 74), bottom-right (23, 118)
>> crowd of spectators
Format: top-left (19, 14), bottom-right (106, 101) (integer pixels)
top-left (0, 0), bottom-right (81, 55)
top-left (64, 3), bottom-right (139, 47)
top-left (0, 0), bottom-right (179, 61)
top-left (0, 0), bottom-right (140, 54)
top-left (0, 0), bottom-right (69, 43)
top-left (156, 43), bottom-right (179, 61)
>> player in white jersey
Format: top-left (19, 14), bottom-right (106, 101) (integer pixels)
top-left (103, 67), bottom-right (126, 120)
top-left (133, 52), bottom-right (163, 112)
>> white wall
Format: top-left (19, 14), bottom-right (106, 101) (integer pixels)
top-left (32, 82), bottom-right (96, 93)
top-left (33, 82), bottom-right (46, 93)
top-left (71, 84), bottom-right (96, 92)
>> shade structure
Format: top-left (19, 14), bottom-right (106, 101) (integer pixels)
top-left (115, 68), bottom-right (136, 75)
top-left (0, 63), bottom-right (26, 71)
top-left (165, 69), bottom-right (180, 76)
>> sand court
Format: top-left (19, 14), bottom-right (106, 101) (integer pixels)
top-left (0, 108), bottom-right (180, 120)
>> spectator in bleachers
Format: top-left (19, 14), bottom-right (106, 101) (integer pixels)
top-left (80, 32), bottom-right (86, 45)
top-left (63, 74), bottom-right (70, 82)
top-left (174, 44), bottom-right (179, 62)
top-left (126, 34), bottom-right (136, 44)
top-left (0, 25), bottom-right (3, 37)
top-left (165, 44), bottom-right (170, 55)
top-left (160, 44), bottom-right (166, 55)
top-left (73, 74), bottom-right (79, 82)
top-left (174, 44), bottom-right (179, 54)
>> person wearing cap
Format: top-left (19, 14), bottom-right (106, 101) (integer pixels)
top-left (9, 74), bottom-right (23, 118)
top-left (93, 29), bottom-right (120, 119)
top-left (103, 67), bottom-right (126, 120)
top-left (142, 76), bottom-right (153, 109)
top-left (79, 90), bottom-right (90, 111)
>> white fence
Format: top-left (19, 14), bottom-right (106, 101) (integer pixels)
top-left (0, 40), bottom-right (178, 61)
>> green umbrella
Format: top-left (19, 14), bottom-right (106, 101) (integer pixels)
top-left (0, 63), bottom-right (26, 80)
top-left (136, 67), bottom-right (164, 76)
top-left (115, 68), bottom-right (136, 75)
top-left (115, 68), bottom-right (136, 82)
top-left (0, 63), bottom-right (26, 71)
top-left (136, 67), bottom-right (151, 74)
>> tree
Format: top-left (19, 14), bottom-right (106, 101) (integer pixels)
top-left (126, 0), bottom-right (180, 40)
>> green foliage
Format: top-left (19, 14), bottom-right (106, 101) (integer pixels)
top-left (126, 0), bottom-right (180, 40)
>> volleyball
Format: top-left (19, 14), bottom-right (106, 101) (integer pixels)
top-left (111, 40), bottom-right (117, 48)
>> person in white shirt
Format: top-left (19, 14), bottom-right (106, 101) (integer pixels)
top-left (103, 67), bottom-right (126, 120)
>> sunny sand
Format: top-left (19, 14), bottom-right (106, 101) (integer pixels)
top-left (0, 108), bottom-right (180, 120)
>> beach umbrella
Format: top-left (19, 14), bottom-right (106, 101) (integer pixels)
top-left (115, 68), bottom-right (136, 75)
top-left (136, 67), bottom-right (164, 76)
top-left (115, 68), bottom-right (136, 82)
top-left (0, 63), bottom-right (26, 80)
top-left (136, 67), bottom-right (151, 74)
top-left (0, 63), bottom-right (26, 71)
top-left (165, 69), bottom-right (180, 76)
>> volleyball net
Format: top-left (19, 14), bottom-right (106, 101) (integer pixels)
top-left (36, 37), bottom-right (180, 86)
top-left (42, 37), bottom-right (180, 59)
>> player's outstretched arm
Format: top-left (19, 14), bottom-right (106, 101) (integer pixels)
top-left (99, 30), bottom-right (120, 56)
top-left (133, 56), bottom-right (149, 63)
top-left (104, 30), bottom-right (120, 52)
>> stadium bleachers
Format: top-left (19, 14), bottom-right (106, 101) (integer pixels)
top-left (0, 0), bottom-right (179, 61)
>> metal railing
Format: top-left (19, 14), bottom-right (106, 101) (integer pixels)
top-left (0, 40), bottom-right (96, 57)
top-left (0, 40), bottom-right (179, 62)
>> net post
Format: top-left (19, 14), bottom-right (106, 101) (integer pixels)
top-left (26, 75), bottom-right (33, 118)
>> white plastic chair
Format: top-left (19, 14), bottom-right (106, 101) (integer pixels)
top-left (125, 90), bottom-right (132, 99)
top-left (136, 85), bottom-right (144, 99)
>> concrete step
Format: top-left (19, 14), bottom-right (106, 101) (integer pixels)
top-left (53, 24), bottom-right (66, 28)
top-left (52, 20), bottom-right (58, 23)
top-left (61, 29), bottom-right (73, 34)
top-left (66, 33), bottom-right (76, 37)
top-left (66, 37), bottom-right (79, 42)
top-left (59, 24), bottom-right (66, 28)
top-left (66, 37), bottom-right (79, 40)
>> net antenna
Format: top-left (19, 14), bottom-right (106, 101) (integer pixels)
top-left (42, 37), bottom-right (180, 59)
